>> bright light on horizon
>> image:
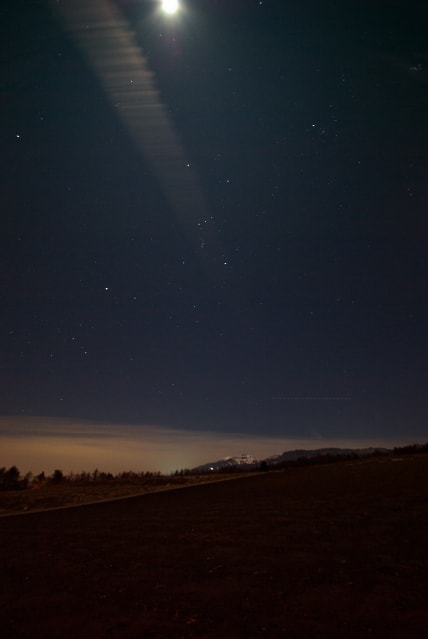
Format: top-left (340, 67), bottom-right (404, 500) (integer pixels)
top-left (0, 415), bottom-right (420, 476)
top-left (161, 0), bottom-right (179, 14)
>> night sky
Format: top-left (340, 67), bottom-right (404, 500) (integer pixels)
top-left (1, 0), bottom-right (427, 470)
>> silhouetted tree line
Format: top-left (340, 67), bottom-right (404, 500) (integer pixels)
top-left (2, 443), bottom-right (427, 489)
top-left (273, 451), bottom-right (365, 471)
top-left (0, 466), bottom-right (28, 491)
top-left (0, 467), bottom-right (165, 491)
top-left (175, 442), bottom-right (428, 476)
top-left (393, 442), bottom-right (428, 455)
top-left (269, 443), bottom-right (428, 471)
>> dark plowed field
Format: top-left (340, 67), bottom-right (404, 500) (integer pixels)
top-left (1, 456), bottom-right (427, 638)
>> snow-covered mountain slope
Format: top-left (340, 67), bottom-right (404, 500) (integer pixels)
top-left (192, 447), bottom-right (391, 472)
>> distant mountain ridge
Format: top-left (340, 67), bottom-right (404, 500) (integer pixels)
top-left (194, 453), bottom-right (259, 472)
top-left (191, 447), bottom-right (391, 472)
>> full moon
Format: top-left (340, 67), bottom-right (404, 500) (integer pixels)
top-left (161, 0), bottom-right (179, 14)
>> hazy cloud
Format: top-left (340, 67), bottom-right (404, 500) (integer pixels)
top-left (0, 416), bottom-right (414, 475)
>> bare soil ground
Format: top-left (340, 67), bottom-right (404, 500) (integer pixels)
top-left (0, 455), bottom-right (427, 638)
top-left (0, 473), bottom-right (248, 515)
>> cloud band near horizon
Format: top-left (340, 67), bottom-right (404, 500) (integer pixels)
top-left (0, 416), bottom-right (421, 476)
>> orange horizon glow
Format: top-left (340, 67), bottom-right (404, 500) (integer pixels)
top-left (0, 416), bottom-right (420, 477)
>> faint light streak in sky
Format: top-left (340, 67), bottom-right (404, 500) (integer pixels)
top-left (272, 397), bottom-right (353, 401)
top-left (52, 0), bottom-right (252, 317)
top-left (53, 0), bottom-right (207, 257)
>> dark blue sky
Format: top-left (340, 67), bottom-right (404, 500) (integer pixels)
top-left (2, 0), bottom-right (427, 443)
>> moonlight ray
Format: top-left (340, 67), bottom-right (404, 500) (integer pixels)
top-left (52, 0), bottom-right (207, 258)
top-left (52, 0), bottom-right (251, 315)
